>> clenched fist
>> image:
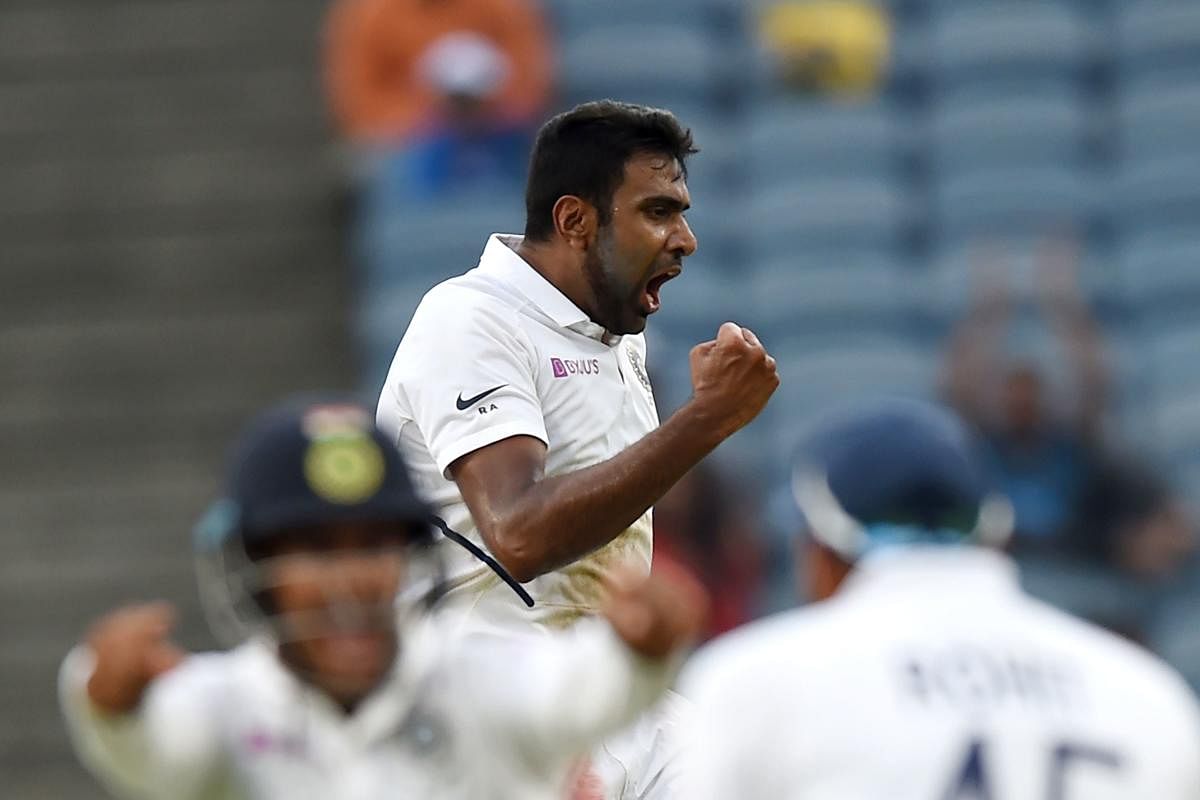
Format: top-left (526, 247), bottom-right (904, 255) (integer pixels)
top-left (603, 563), bottom-right (709, 661)
top-left (688, 322), bottom-right (780, 439)
top-left (84, 602), bottom-right (188, 714)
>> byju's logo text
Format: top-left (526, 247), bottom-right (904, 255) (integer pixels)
top-left (550, 357), bottom-right (601, 378)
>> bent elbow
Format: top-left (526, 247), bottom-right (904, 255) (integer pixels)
top-left (486, 528), bottom-right (544, 584)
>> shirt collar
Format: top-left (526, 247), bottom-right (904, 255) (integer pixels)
top-left (839, 546), bottom-right (1021, 600)
top-left (478, 234), bottom-right (622, 345)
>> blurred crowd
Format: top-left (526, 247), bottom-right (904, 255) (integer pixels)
top-left (324, 0), bottom-right (552, 200)
top-left (942, 240), bottom-right (1194, 585)
top-left (315, 0), bottom-right (1198, 650)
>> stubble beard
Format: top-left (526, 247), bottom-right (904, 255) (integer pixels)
top-left (583, 227), bottom-right (642, 336)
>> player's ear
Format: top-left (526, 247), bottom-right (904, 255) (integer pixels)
top-left (552, 195), bottom-right (597, 251)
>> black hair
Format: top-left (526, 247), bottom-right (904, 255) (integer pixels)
top-left (523, 100), bottom-right (698, 241)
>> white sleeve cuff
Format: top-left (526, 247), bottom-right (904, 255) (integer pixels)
top-left (435, 421), bottom-right (549, 478)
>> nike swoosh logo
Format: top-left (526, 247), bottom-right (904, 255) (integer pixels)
top-left (456, 384), bottom-right (507, 411)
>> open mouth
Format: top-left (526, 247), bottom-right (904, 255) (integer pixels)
top-left (643, 267), bottom-right (681, 314)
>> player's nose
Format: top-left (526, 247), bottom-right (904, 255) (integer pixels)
top-left (669, 216), bottom-right (697, 259)
top-left (328, 553), bottom-right (394, 601)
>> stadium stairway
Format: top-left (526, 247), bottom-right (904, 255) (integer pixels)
top-left (0, 1), bottom-right (350, 795)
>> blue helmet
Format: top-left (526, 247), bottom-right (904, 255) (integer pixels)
top-left (791, 398), bottom-right (1013, 561)
top-left (193, 396), bottom-right (440, 645)
top-left (195, 397), bottom-right (434, 553)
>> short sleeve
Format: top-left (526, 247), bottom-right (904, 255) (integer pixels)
top-left (381, 287), bottom-right (548, 477)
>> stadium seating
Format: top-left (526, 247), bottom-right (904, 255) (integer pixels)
top-left (929, 2), bottom-right (1094, 98)
top-left (549, 0), bottom-right (732, 35)
top-left (1146, 329), bottom-right (1200, 432)
top-left (356, 192), bottom-right (523, 293)
top-left (746, 254), bottom-right (914, 342)
top-left (357, 278), bottom-right (432, 393)
top-left (1114, 0), bottom-right (1200, 83)
top-left (1112, 156), bottom-right (1200, 235)
top-left (653, 265), bottom-right (750, 346)
top-left (678, 115), bottom-right (737, 220)
top-left (558, 26), bottom-right (723, 110)
top-left (742, 176), bottom-right (912, 260)
top-left (1152, 584), bottom-right (1200, 692)
top-left (1117, 235), bottom-right (1200, 328)
top-left (1018, 555), bottom-right (1165, 638)
top-left (932, 167), bottom-right (1099, 240)
top-left (1118, 84), bottom-right (1200, 164)
top-left (928, 93), bottom-right (1093, 174)
top-left (745, 99), bottom-right (906, 184)
top-left (764, 339), bottom-right (935, 467)
top-left (921, 235), bottom-right (1124, 327)
top-left (1151, 392), bottom-right (1200, 471)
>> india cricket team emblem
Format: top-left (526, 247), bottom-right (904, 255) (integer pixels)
top-left (626, 346), bottom-right (652, 394)
top-left (301, 405), bottom-right (386, 504)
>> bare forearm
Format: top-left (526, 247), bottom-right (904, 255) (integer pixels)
top-left (483, 402), bottom-right (725, 581)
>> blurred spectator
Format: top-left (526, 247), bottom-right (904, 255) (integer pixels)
top-left (324, 0), bottom-right (553, 199)
top-left (653, 463), bottom-right (765, 640)
top-left (941, 237), bottom-right (1109, 551)
top-left (1069, 456), bottom-right (1197, 581)
top-left (757, 0), bottom-right (891, 96)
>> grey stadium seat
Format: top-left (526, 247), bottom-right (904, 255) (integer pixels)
top-left (1117, 235), bottom-right (1200, 322)
top-left (932, 166), bottom-right (1099, 239)
top-left (1146, 326), bottom-right (1200, 400)
top-left (765, 341), bottom-right (936, 465)
top-left (1118, 84), bottom-right (1200, 164)
top-left (1150, 390), bottom-right (1200, 468)
top-left (930, 2), bottom-right (1094, 93)
top-left (559, 26), bottom-right (719, 108)
top-left (1112, 156), bottom-right (1200, 235)
top-left (1115, 0), bottom-right (1200, 83)
top-left (929, 93), bottom-right (1092, 175)
top-left (745, 255), bottom-right (914, 341)
top-left (652, 265), bottom-right (753, 346)
top-left (745, 99), bottom-right (905, 184)
top-left (550, 0), bottom-right (727, 35)
top-left (743, 177), bottom-right (913, 260)
top-left (357, 199), bottom-right (523, 292)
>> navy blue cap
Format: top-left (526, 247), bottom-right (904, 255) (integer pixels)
top-left (195, 397), bottom-right (433, 550)
top-left (792, 399), bottom-right (1008, 557)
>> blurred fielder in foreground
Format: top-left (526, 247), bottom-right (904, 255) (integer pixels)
top-left (59, 399), bottom-right (706, 800)
top-left (682, 399), bottom-right (1200, 799)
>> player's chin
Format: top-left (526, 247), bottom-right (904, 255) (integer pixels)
top-left (314, 631), bottom-right (395, 683)
top-left (633, 292), bottom-right (660, 323)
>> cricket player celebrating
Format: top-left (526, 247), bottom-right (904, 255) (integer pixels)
top-left (682, 399), bottom-right (1200, 799)
top-left (59, 399), bottom-right (707, 800)
top-left (376, 101), bottom-right (779, 797)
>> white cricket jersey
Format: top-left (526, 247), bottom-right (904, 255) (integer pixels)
top-left (681, 547), bottom-right (1200, 800)
top-left (60, 620), bottom-right (671, 800)
top-left (377, 234), bottom-right (660, 632)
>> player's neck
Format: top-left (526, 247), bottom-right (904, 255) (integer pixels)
top-left (276, 644), bottom-right (376, 715)
top-left (515, 238), bottom-right (595, 319)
